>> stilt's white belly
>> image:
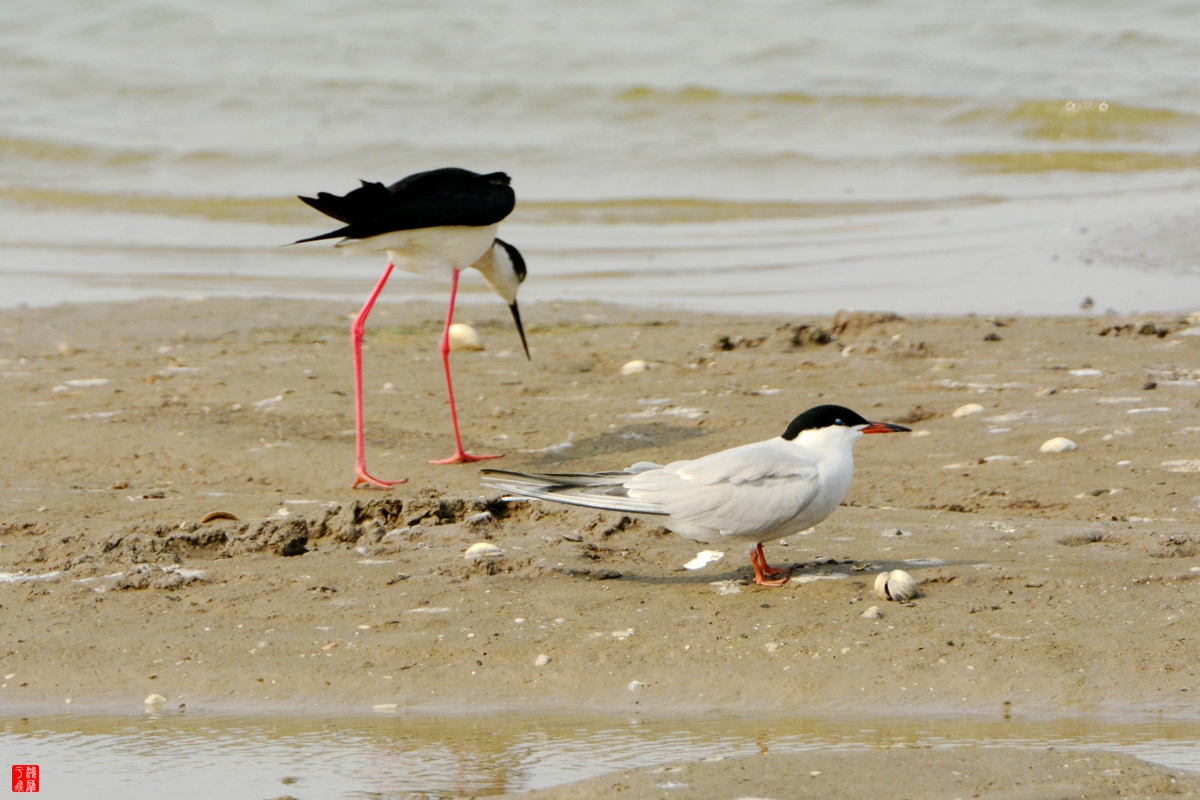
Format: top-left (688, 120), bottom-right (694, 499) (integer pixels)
top-left (338, 224), bottom-right (499, 276)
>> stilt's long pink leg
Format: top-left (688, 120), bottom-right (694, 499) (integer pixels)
top-left (428, 268), bottom-right (503, 465)
top-left (352, 261), bottom-right (407, 489)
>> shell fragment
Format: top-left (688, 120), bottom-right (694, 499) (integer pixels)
top-left (1039, 437), bottom-right (1078, 453)
top-left (448, 323), bottom-right (484, 352)
top-left (464, 542), bottom-right (504, 561)
top-left (873, 569), bottom-right (918, 602)
top-left (683, 550), bottom-right (725, 570)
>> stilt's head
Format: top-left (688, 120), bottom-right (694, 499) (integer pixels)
top-left (475, 238), bottom-right (530, 360)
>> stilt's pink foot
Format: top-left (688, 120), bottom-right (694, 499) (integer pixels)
top-left (352, 468), bottom-right (407, 489)
top-left (428, 451), bottom-right (504, 465)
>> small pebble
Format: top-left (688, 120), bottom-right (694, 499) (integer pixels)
top-left (861, 605), bottom-right (883, 619)
top-left (534, 654), bottom-right (551, 666)
top-left (627, 680), bottom-right (646, 692)
top-left (1040, 437), bottom-right (1078, 453)
top-left (448, 323), bottom-right (484, 351)
top-left (144, 694), bottom-right (167, 706)
top-left (620, 359), bottom-right (650, 375)
top-left (952, 403), bottom-right (984, 418)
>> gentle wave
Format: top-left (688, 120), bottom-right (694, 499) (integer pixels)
top-left (954, 150), bottom-right (1200, 173)
top-left (0, 187), bottom-right (302, 224)
top-left (0, 186), bottom-right (1002, 225)
top-left (0, 136), bottom-right (156, 167)
top-left (954, 100), bottom-right (1200, 142)
top-left (612, 85), bottom-right (953, 110)
top-left (515, 196), bottom-right (1001, 225)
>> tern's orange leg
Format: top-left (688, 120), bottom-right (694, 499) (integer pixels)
top-left (429, 267), bottom-right (503, 465)
top-left (750, 544), bottom-right (790, 587)
top-left (351, 262), bottom-right (407, 489)
top-left (755, 542), bottom-right (790, 576)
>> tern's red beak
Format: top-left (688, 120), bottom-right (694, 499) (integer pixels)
top-left (861, 421), bottom-right (911, 434)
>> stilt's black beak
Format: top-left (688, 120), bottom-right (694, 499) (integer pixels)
top-left (509, 302), bottom-right (530, 360)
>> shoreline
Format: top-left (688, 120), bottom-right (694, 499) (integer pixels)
top-left (3, 297), bottom-right (1200, 719)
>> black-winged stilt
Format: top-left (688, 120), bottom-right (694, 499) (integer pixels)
top-left (295, 167), bottom-right (529, 488)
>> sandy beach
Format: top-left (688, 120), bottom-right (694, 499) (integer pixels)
top-left (2, 297), bottom-right (1199, 795)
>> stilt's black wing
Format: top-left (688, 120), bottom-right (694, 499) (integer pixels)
top-left (295, 168), bottom-right (515, 243)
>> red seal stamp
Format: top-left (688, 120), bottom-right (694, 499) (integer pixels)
top-left (11, 765), bottom-right (39, 793)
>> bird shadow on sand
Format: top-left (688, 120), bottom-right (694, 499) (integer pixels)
top-left (595, 558), bottom-right (985, 588)
top-left (519, 424), bottom-right (709, 469)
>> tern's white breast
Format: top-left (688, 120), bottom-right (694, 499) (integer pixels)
top-left (338, 224), bottom-right (499, 276)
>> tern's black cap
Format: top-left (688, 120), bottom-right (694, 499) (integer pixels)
top-left (781, 405), bottom-right (871, 440)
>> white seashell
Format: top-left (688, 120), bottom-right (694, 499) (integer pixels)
top-left (952, 403), bottom-right (984, 418)
top-left (683, 550), bottom-right (724, 570)
top-left (1039, 437), bottom-right (1078, 453)
top-left (534, 654), bottom-right (551, 666)
top-left (627, 680), bottom-right (645, 691)
top-left (861, 605), bottom-right (883, 619)
top-left (464, 542), bottom-right (504, 561)
top-left (372, 703), bottom-right (398, 712)
top-left (144, 694), bottom-right (167, 706)
top-left (885, 569), bottom-right (918, 602)
top-left (620, 359), bottom-right (650, 375)
top-left (873, 572), bottom-right (891, 600)
top-left (448, 323), bottom-right (484, 351)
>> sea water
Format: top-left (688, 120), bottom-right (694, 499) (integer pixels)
top-left (2, 710), bottom-right (1200, 798)
top-left (2, 0), bottom-right (1200, 313)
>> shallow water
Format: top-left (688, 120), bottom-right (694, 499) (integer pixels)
top-left (3, 1), bottom-right (1200, 313)
top-left (3, 711), bottom-right (1200, 798)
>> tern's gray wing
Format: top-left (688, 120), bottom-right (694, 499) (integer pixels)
top-left (479, 464), bottom-right (666, 515)
top-left (625, 439), bottom-right (821, 539)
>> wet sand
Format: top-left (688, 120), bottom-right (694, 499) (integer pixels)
top-left (2, 297), bottom-right (1200, 794)
top-left (500, 747), bottom-right (1200, 800)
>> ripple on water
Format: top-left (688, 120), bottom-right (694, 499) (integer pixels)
top-left (2, 713), bottom-right (1199, 798)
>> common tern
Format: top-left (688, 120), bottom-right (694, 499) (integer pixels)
top-left (482, 404), bottom-right (909, 585)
